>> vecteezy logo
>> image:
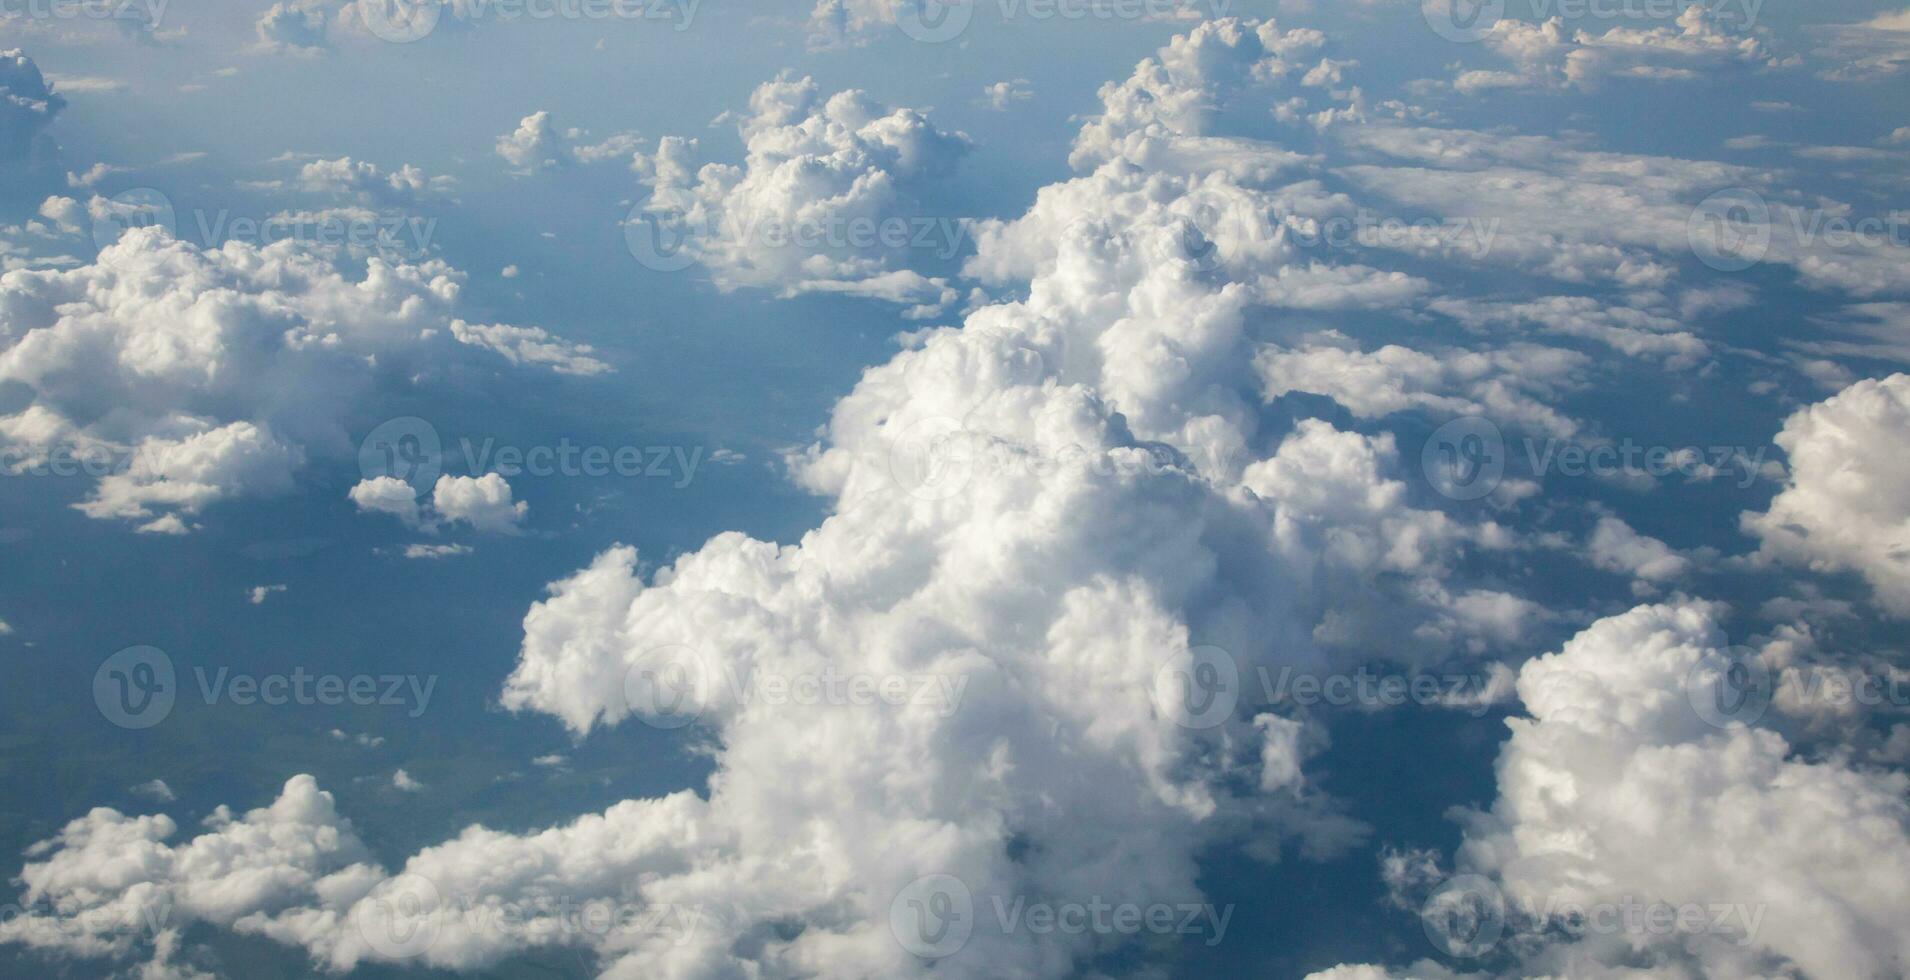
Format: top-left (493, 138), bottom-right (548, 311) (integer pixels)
top-left (895, 0), bottom-right (972, 42)
top-left (1422, 0), bottom-right (1505, 42)
top-left (358, 417), bottom-right (443, 495)
top-left (1687, 187), bottom-right (1772, 272)
top-left (1420, 874), bottom-right (1506, 958)
top-left (1685, 645), bottom-right (1771, 729)
top-left (1179, 202), bottom-right (1225, 273)
top-left (90, 187), bottom-right (176, 251)
top-left (353, 873), bottom-right (442, 959)
top-left (624, 644), bottom-right (710, 729)
top-left (93, 645), bottom-right (176, 729)
top-left (888, 874), bottom-right (973, 959)
top-left (887, 415), bottom-right (979, 501)
top-left (1153, 645), bottom-right (1239, 730)
top-left (624, 204), bottom-right (700, 273)
top-left (357, 0), bottom-right (442, 42)
top-left (1422, 416), bottom-right (1505, 501)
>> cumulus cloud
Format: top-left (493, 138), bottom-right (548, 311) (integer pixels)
top-left (1423, 603), bottom-right (1910, 978)
top-left (351, 473), bottom-right (526, 534)
top-left (629, 74), bottom-right (971, 315)
top-left (0, 225), bottom-right (597, 531)
top-left (349, 475), bottom-right (422, 526)
top-left (430, 473), bottom-right (526, 533)
top-left (495, 110), bottom-right (640, 173)
top-left (1464, 7), bottom-right (1787, 93)
top-left (1588, 512), bottom-right (1685, 569)
top-left (296, 156), bottom-right (454, 205)
top-left (16, 14), bottom-right (1903, 980)
top-left (979, 79), bottom-right (1032, 110)
top-left (1743, 373), bottom-right (1910, 615)
top-left (0, 21), bottom-right (1567, 978)
top-left (255, 0), bottom-right (331, 52)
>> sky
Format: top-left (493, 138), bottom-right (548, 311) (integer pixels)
top-left (1, 0), bottom-right (1909, 978)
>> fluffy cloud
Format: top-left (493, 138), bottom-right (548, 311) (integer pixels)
top-left (1466, 7), bottom-right (1786, 93)
top-left (430, 473), bottom-right (525, 533)
top-left (351, 473), bottom-right (527, 533)
top-left (495, 110), bottom-right (641, 173)
top-left (254, 0), bottom-right (333, 53)
top-left (1425, 603), bottom-right (1910, 978)
top-left (16, 12), bottom-right (1906, 980)
top-left (0, 21), bottom-right (1552, 978)
top-left (1743, 373), bottom-right (1910, 615)
top-left (629, 74), bottom-right (970, 315)
top-left (1256, 333), bottom-right (1588, 439)
top-left (0, 223), bottom-right (599, 531)
top-left (296, 156), bottom-right (454, 205)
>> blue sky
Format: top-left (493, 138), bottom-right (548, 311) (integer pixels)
top-left (2, 1), bottom-right (1910, 978)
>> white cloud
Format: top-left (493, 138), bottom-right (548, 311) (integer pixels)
top-left (630, 74), bottom-right (970, 314)
top-left (247, 584), bottom-right (288, 605)
top-left (296, 156), bottom-right (453, 205)
top-left (0, 225), bottom-right (597, 531)
top-left (448, 320), bottom-right (610, 376)
top-left (1743, 373), bottom-right (1910, 615)
top-left (1585, 515), bottom-right (1692, 584)
top-left (131, 779), bottom-right (176, 802)
top-left (979, 79), bottom-right (1032, 110)
top-left (392, 769), bottom-right (424, 792)
top-left (1433, 603), bottom-right (1910, 978)
top-left (401, 542), bottom-right (473, 559)
top-left (1257, 333), bottom-right (1588, 439)
top-left (1465, 7), bottom-right (1785, 94)
top-left (495, 111), bottom-right (639, 173)
top-left (348, 475), bottom-right (422, 527)
top-left (431, 473), bottom-right (526, 534)
top-left (1813, 7), bottom-right (1910, 81)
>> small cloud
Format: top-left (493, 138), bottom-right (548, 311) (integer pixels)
top-left (330, 729), bottom-right (386, 747)
top-left (392, 769), bottom-right (425, 792)
top-left (532, 753), bottom-right (567, 767)
top-left (401, 543), bottom-right (474, 560)
top-left (0, 619), bottom-right (12, 637)
top-left (501, 264), bottom-right (519, 278)
top-left (979, 79), bottom-right (1033, 111)
top-left (248, 584), bottom-right (288, 605)
top-left (131, 779), bottom-right (176, 803)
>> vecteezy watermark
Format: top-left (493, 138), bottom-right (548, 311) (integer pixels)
top-left (1261, 665), bottom-right (1506, 717)
top-left (357, 417), bottom-right (707, 489)
top-left (1685, 647), bottom-right (1910, 729)
top-left (888, 874), bottom-right (1232, 960)
top-left (0, 0), bottom-right (165, 28)
top-left (88, 188), bottom-right (435, 259)
top-left (1153, 646), bottom-right (1242, 730)
top-left (1423, 0), bottom-right (1763, 43)
top-left (92, 646), bottom-right (437, 729)
top-left (1153, 196), bottom-right (1501, 274)
top-left (1420, 874), bottom-right (1765, 958)
top-left (877, 417), bottom-right (1239, 503)
top-left (352, 873), bottom-right (703, 961)
top-left (355, 0), bottom-right (698, 43)
top-left (0, 896), bottom-right (175, 941)
top-left (623, 204), bottom-right (968, 273)
top-left (894, 0), bottom-right (1235, 42)
top-left (1688, 186), bottom-right (1910, 273)
top-left (622, 646), bottom-right (970, 729)
top-left (1421, 416), bottom-right (1774, 500)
